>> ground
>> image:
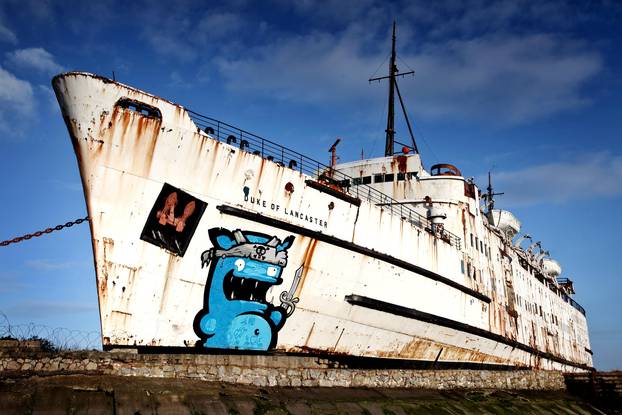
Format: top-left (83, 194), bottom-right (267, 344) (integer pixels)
top-left (0, 373), bottom-right (606, 415)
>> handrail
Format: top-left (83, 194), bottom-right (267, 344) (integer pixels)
top-left (187, 110), bottom-right (462, 249)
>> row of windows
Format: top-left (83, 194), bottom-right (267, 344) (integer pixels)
top-left (515, 293), bottom-right (559, 326)
top-left (352, 172), bottom-right (419, 186)
top-left (462, 258), bottom-right (561, 328)
top-left (469, 233), bottom-right (492, 258)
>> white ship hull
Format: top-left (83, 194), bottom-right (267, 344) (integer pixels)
top-left (53, 72), bottom-right (593, 372)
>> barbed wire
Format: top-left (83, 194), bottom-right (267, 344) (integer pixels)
top-left (0, 311), bottom-right (101, 351)
top-left (0, 216), bottom-right (90, 247)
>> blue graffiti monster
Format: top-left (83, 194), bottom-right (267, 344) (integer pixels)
top-left (193, 228), bottom-right (295, 350)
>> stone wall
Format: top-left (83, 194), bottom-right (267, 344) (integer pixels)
top-left (0, 348), bottom-right (567, 390)
top-left (565, 371), bottom-right (622, 414)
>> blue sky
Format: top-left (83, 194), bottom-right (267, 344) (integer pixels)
top-left (0, 0), bottom-right (620, 369)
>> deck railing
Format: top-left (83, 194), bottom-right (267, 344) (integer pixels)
top-left (188, 110), bottom-right (462, 249)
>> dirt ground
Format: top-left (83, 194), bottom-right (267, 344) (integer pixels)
top-left (0, 373), bottom-right (607, 415)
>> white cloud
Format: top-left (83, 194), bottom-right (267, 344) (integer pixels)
top-left (214, 29), bottom-right (601, 124)
top-left (140, 9), bottom-right (249, 61)
top-left (25, 259), bottom-right (88, 270)
top-left (5, 47), bottom-right (64, 74)
top-left (37, 84), bottom-right (59, 112)
top-left (483, 152), bottom-right (622, 206)
top-left (283, 0), bottom-right (377, 23)
top-left (214, 25), bottom-right (384, 104)
top-left (48, 178), bottom-right (82, 192)
top-left (169, 71), bottom-right (192, 88)
top-left (197, 12), bottom-right (244, 39)
top-left (0, 66), bottom-right (34, 134)
top-left (0, 272), bottom-right (29, 293)
top-left (408, 34), bottom-right (602, 123)
top-left (0, 22), bottom-right (17, 44)
top-left (6, 301), bottom-right (96, 318)
top-left (140, 10), bottom-right (198, 61)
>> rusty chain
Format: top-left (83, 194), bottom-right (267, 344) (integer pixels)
top-left (0, 216), bottom-right (90, 247)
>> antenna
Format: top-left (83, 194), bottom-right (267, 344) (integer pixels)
top-left (482, 171), bottom-right (504, 213)
top-left (369, 21), bottom-right (416, 156)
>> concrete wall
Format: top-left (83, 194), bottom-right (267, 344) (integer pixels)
top-left (0, 348), bottom-right (566, 390)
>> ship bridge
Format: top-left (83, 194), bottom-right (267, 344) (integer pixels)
top-left (335, 153), bottom-right (480, 240)
top-left (335, 153), bottom-right (475, 205)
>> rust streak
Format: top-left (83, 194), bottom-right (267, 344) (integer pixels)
top-left (304, 322), bottom-right (316, 347)
top-left (396, 155), bottom-right (408, 173)
top-left (295, 238), bottom-right (318, 297)
top-left (159, 255), bottom-right (176, 313)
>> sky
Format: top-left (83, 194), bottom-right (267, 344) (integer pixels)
top-left (0, 0), bottom-right (620, 369)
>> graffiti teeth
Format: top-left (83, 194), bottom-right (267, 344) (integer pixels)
top-left (223, 271), bottom-right (272, 303)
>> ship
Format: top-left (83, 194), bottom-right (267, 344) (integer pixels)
top-left (52, 24), bottom-right (592, 372)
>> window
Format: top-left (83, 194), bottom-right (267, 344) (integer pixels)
top-left (461, 260), bottom-right (465, 274)
top-left (480, 241), bottom-right (483, 253)
top-left (470, 233), bottom-right (474, 247)
top-left (352, 177), bottom-right (362, 186)
top-left (397, 172), bottom-right (405, 181)
top-left (374, 174), bottom-right (384, 183)
top-left (115, 97), bottom-right (162, 119)
top-left (384, 173), bottom-right (394, 182)
top-left (362, 176), bottom-right (372, 185)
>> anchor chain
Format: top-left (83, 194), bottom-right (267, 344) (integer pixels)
top-left (0, 216), bottom-right (90, 247)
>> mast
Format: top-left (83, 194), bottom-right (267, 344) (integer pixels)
top-left (385, 22), bottom-right (397, 156)
top-left (369, 21), bottom-right (416, 157)
top-left (484, 171), bottom-right (504, 213)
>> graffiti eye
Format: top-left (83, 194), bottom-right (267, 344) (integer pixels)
top-left (266, 266), bottom-right (278, 277)
top-left (235, 259), bottom-right (245, 271)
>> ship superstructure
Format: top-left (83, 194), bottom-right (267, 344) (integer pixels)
top-left (52, 25), bottom-right (592, 371)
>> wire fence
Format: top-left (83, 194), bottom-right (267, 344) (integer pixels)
top-left (0, 311), bottom-right (100, 351)
top-left (188, 110), bottom-right (462, 249)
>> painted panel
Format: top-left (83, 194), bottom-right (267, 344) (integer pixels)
top-left (140, 183), bottom-right (207, 256)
